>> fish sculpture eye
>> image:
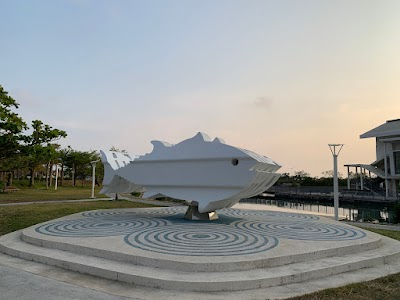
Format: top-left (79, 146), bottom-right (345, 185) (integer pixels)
top-left (231, 158), bottom-right (239, 166)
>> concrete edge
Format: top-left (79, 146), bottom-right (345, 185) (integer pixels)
top-left (1, 250), bottom-right (400, 300)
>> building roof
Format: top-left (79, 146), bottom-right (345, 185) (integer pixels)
top-left (360, 119), bottom-right (400, 139)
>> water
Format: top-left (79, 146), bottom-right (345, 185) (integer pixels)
top-left (240, 198), bottom-right (395, 223)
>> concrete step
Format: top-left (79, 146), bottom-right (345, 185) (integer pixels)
top-left (19, 229), bottom-right (383, 272)
top-left (1, 231), bottom-right (400, 292)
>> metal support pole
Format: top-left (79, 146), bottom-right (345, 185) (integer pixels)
top-left (329, 144), bottom-right (344, 221)
top-left (347, 166), bottom-right (350, 190)
top-left (360, 167), bottom-right (364, 190)
top-left (333, 154), bottom-right (339, 219)
top-left (355, 167), bottom-right (359, 190)
top-left (384, 142), bottom-right (389, 197)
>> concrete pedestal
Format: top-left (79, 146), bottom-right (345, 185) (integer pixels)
top-left (184, 205), bottom-right (218, 220)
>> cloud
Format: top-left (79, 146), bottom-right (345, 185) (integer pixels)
top-left (253, 97), bottom-right (273, 108)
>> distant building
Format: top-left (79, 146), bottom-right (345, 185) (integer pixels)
top-left (345, 119), bottom-right (400, 198)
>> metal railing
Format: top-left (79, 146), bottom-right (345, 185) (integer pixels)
top-left (268, 186), bottom-right (400, 202)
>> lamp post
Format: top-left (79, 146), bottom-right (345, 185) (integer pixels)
top-left (328, 144), bottom-right (344, 221)
top-left (90, 160), bottom-right (99, 198)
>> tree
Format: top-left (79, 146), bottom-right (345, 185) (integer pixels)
top-left (293, 170), bottom-right (310, 181)
top-left (0, 85), bottom-right (27, 161)
top-left (27, 120), bottom-right (67, 146)
top-left (321, 170), bottom-right (343, 179)
top-left (94, 156), bottom-right (104, 185)
top-left (0, 85), bottom-right (68, 186)
top-left (65, 150), bottom-right (98, 186)
top-left (23, 120), bottom-right (66, 187)
top-left (0, 153), bottom-right (29, 186)
top-left (57, 146), bottom-right (72, 186)
top-left (24, 144), bottom-right (57, 187)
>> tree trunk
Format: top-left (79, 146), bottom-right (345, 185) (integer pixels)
top-left (29, 168), bottom-right (35, 186)
top-left (45, 162), bottom-right (50, 189)
top-left (6, 172), bottom-right (12, 186)
top-left (49, 163), bottom-right (53, 187)
top-left (60, 163), bottom-right (64, 186)
top-left (72, 163), bottom-right (76, 187)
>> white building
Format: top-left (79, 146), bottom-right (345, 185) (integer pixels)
top-left (345, 119), bottom-right (400, 198)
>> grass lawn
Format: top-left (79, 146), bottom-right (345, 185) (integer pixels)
top-left (288, 273), bottom-right (400, 300)
top-left (288, 227), bottom-right (400, 300)
top-left (0, 200), bottom-right (156, 236)
top-left (354, 227), bottom-right (400, 241)
top-left (0, 185), bottom-right (106, 204)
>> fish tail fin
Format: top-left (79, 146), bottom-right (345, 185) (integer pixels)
top-left (100, 150), bottom-right (135, 194)
top-left (100, 150), bottom-right (118, 186)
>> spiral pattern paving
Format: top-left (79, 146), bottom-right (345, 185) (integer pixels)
top-left (125, 223), bottom-right (278, 256)
top-left (35, 218), bottom-right (171, 237)
top-left (34, 207), bottom-right (368, 256)
top-left (233, 220), bottom-right (366, 240)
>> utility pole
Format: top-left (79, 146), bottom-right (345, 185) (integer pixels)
top-left (328, 144), bottom-right (344, 221)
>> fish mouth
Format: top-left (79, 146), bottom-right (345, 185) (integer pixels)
top-left (197, 170), bottom-right (281, 213)
top-left (250, 161), bottom-right (281, 173)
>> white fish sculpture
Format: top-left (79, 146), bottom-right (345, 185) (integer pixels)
top-left (100, 132), bottom-right (281, 219)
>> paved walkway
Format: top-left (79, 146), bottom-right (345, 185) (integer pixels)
top-left (0, 263), bottom-right (132, 300)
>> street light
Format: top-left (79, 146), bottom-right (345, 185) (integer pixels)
top-left (328, 144), bottom-right (344, 221)
top-left (90, 160), bottom-right (100, 198)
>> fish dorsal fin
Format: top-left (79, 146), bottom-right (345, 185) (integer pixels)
top-left (151, 140), bottom-right (172, 151)
top-left (213, 137), bottom-right (226, 144)
top-left (191, 132), bottom-right (211, 142)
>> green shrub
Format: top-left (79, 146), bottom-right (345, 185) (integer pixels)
top-left (14, 179), bottom-right (31, 187)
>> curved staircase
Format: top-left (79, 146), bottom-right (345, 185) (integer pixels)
top-left (0, 207), bottom-right (399, 298)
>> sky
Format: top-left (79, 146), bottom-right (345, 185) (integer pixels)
top-left (1, 0), bottom-right (400, 177)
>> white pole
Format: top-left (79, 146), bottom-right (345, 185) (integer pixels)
top-left (54, 165), bottom-right (59, 191)
top-left (329, 144), bottom-right (343, 221)
top-left (90, 160), bottom-right (100, 199)
top-left (91, 162), bottom-right (96, 199)
top-left (333, 153), bottom-right (339, 221)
